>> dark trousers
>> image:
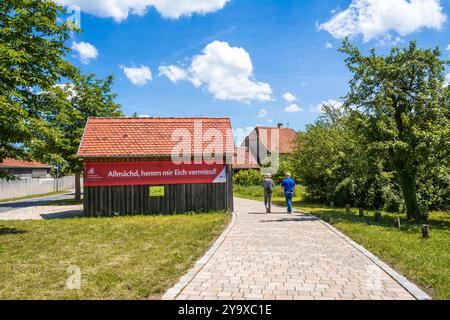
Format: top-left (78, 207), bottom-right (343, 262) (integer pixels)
top-left (264, 189), bottom-right (273, 212)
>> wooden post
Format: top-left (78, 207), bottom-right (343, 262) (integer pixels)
top-left (421, 225), bottom-right (430, 239)
top-left (346, 204), bottom-right (350, 214)
top-left (374, 211), bottom-right (382, 222)
top-left (394, 217), bottom-right (401, 229)
top-left (358, 208), bottom-right (364, 217)
top-left (330, 201), bottom-right (334, 208)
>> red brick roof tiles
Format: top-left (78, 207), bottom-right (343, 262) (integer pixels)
top-left (77, 117), bottom-right (235, 158)
top-left (254, 126), bottom-right (298, 154)
top-left (0, 158), bottom-right (52, 169)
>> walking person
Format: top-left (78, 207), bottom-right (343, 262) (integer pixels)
top-left (281, 173), bottom-right (296, 214)
top-left (262, 173), bottom-right (275, 213)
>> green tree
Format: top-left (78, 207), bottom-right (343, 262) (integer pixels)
top-left (340, 40), bottom-right (450, 220)
top-left (29, 74), bottom-right (123, 200)
top-left (0, 0), bottom-right (77, 177)
top-left (272, 159), bottom-right (297, 184)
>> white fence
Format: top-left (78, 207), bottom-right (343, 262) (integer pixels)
top-left (0, 176), bottom-right (77, 201)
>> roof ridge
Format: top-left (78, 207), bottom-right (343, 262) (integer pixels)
top-left (256, 125), bottom-right (296, 130)
top-left (87, 117), bottom-right (231, 120)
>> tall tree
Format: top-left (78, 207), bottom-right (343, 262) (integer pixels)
top-left (30, 74), bottom-right (123, 200)
top-left (0, 0), bottom-right (77, 177)
top-left (340, 40), bottom-right (450, 221)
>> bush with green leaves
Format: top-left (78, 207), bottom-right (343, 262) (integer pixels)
top-left (233, 170), bottom-right (263, 186)
top-left (272, 159), bottom-right (298, 183)
top-left (292, 113), bottom-right (449, 213)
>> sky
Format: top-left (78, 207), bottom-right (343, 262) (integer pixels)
top-left (57, 0), bottom-right (450, 144)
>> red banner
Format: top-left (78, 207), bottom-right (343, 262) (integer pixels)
top-left (84, 161), bottom-right (227, 187)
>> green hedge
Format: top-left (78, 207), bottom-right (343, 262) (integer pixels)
top-left (234, 170), bottom-right (263, 186)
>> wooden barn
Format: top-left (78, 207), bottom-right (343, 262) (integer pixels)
top-left (77, 117), bottom-right (235, 217)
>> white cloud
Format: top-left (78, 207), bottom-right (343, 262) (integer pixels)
top-left (159, 41), bottom-right (273, 102)
top-left (311, 99), bottom-right (344, 113)
top-left (282, 92), bottom-right (297, 102)
top-left (318, 0), bottom-right (446, 42)
top-left (71, 41), bottom-right (98, 64)
top-left (121, 65), bottom-right (152, 86)
top-left (56, 0), bottom-right (230, 22)
top-left (53, 83), bottom-right (77, 100)
top-left (377, 34), bottom-right (404, 47)
top-left (444, 73), bottom-right (450, 87)
top-left (326, 42), bottom-right (334, 49)
top-left (259, 109), bottom-right (268, 117)
top-left (158, 65), bottom-right (189, 83)
top-left (446, 44), bottom-right (450, 51)
top-left (285, 104), bottom-right (303, 113)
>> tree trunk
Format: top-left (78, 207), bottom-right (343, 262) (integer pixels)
top-left (75, 172), bottom-right (81, 201)
top-left (397, 170), bottom-right (423, 221)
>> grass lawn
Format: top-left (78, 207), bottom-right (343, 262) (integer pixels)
top-left (234, 185), bottom-right (450, 300)
top-left (0, 212), bottom-right (230, 299)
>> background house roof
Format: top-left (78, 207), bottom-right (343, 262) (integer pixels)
top-left (0, 158), bottom-right (52, 169)
top-left (254, 126), bottom-right (298, 154)
top-left (233, 147), bottom-right (260, 170)
top-left (77, 117), bottom-right (235, 158)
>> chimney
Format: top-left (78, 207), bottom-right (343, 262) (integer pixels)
top-left (277, 123), bottom-right (284, 129)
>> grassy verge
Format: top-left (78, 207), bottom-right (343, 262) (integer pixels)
top-left (234, 185), bottom-right (450, 300)
top-left (0, 212), bottom-right (230, 299)
top-left (0, 191), bottom-right (69, 203)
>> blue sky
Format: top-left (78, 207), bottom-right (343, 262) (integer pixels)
top-left (58, 0), bottom-right (450, 143)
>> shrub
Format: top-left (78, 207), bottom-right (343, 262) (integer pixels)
top-left (234, 170), bottom-right (263, 186)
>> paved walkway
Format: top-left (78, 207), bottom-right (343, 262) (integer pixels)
top-left (0, 204), bottom-right (83, 220)
top-left (163, 198), bottom-right (425, 300)
top-left (0, 191), bottom-right (84, 220)
top-left (0, 192), bottom-right (79, 213)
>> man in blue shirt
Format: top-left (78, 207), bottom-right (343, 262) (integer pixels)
top-left (281, 173), bottom-right (296, 214)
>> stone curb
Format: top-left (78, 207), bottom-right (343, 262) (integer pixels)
top-left (297, 209), bottom-right (432, 300)
top-left (161, 211), bottom-right (238, 300)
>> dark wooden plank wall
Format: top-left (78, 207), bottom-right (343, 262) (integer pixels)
top-left (84, 165), bottom-right (234, 217)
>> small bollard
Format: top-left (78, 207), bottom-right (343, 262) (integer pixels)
top-left (346, 204), bottom-right (351, 214)
top-left (374, 211), bottom-right (382, 222)
top-left (394, 217), bottom-right (401, 229)
top-left (330, 201), bottom-right (334, 208)
top-left (421, 225), bottom-right (430, 239)
top-left (358, 208), bottom-right (364, 217)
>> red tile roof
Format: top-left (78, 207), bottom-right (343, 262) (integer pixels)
top-left (253, 126), bottom-right (297, 154)
top-left (77, 117), bottom-right (235, 158)
top-left (0, 158), bottom-right (51, 169)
